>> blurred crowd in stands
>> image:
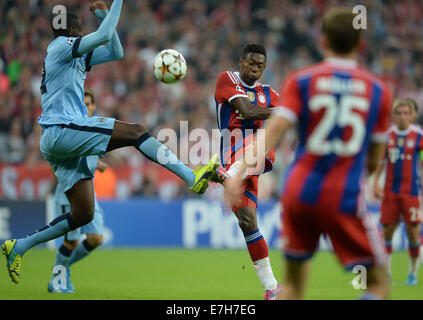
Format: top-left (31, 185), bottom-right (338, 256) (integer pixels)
top-left (1, 0), bottom-right (423, 200)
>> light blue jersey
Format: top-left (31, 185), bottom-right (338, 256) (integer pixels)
top-left (38, 1), bottom-right (123, 127)
top-left (39, 36), bottom-right (91, 126)
top-left (38, 2), bottom-right (124, 192)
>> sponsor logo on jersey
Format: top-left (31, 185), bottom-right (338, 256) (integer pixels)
top-left (407, 140), bottom-right (415, 148)
top-left (247, 92), bottom-right (255, 102)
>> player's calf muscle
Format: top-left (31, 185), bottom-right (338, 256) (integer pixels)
top-left (235, 208), bottom-right (257, 233)
top-left (86, 235), bottom-right (103, 248)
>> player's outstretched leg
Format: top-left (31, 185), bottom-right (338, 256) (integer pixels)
top-left (405, 223), bottom-right (421, 286)
top-left (234, 207), bottom-right (280, 300)
top-left (107, 120), bottom-right (218, 194)
top-left (2, 179), bottom-right (95, 284)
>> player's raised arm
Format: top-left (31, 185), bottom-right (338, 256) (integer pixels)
top-left (75, 0), bottom-right (123, 57)
top-left (87, 1), bottom-right (124, 65)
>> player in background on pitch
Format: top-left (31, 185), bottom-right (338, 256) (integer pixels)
top-left (373, 98), bottom-right (422, 286)
top-left (2, 0), bottom-right (218, 284)
top-left (211, 43), bottom-right (281, 300)
top-left (47, 90), bottom-right (106, 294)
top-left (224, 8), bottom-right (392, 299)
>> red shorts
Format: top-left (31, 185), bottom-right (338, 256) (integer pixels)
top-left (281, 192), bottom-right (387, 270)
top-left (232, 175), bottom-right (258, 213)
top-left (380, 192), bottom-right (423, 225)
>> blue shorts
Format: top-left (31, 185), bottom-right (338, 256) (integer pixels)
top-left (40, 116), bottom-right (115, 192)
top-left (54, 187), bottom-right (104, 241)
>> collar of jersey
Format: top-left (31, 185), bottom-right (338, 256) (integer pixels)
top-left (234, 72), bottom-right (257, 89)
top-left (325, 57), bottom-right (358, 68)
top-left (394, 125), bottom-right (412, 135)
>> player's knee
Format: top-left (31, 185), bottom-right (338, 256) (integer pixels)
top-left (383, 225), bottom-right (396, 239)
top-left (86, 235), bottom-right (103, 248)
top-left (406, 224), bottom-right (420, 240)
top-left (130, 123), bottom-right (148, 141)
top-left (237, 215), bottom-right (257, 234)
top-left (72, 208), bottom-right (94, 227)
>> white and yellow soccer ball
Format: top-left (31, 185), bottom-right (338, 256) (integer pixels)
top-left (153, 49), bottom-right (187, 84)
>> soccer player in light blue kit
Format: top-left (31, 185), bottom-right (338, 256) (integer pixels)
top-left (48, 90), bottom-right (106, 294)
top-left (2, 0), bottom-right (218, 284)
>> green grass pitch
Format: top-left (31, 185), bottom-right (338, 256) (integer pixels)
top-left (0, 248), bottom-right (421, 300)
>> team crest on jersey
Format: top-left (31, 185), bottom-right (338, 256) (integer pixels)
top-left (407, 140), bottom-right (415, 148)
top-left (258, 93), bottom-right (266, 104)
top-left (397, 137), bottom-right (404, 147)
top-left (67, 38), bottom-right (75, 46)
top-left (247, 92), bottom-right (255, 102)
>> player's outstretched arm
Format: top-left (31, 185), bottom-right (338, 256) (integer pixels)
top-left (88, 2), bottom-right (124, 65)
top-left (231, 97), bottom-right (274, 120)
top-left (76, 0), bottom-right (123, 57)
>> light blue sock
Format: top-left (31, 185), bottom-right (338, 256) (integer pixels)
top-left (54, 245), bottom-right (73, 268)
top-left (68, 239), bottom-right (94, 266)
top-left (14, 213), bottom-right (75, 256)
top-left (135, 132), bottom-right (195, 187)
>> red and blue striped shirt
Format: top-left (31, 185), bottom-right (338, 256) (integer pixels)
top-left (275, 58), bottom-right (392, 215)
top-left (385, 125), bottom-right (423, 196)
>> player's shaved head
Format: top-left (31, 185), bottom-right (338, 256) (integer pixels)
top-left (239, 43), bottom-right (267, 85)
top-left (322, 8), bottom-right (361, 54)
top-left (50, 11), bottom-right (82, 38)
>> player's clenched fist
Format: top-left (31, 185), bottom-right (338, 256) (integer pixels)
top-left (89, 0), bottom-right (108, 14)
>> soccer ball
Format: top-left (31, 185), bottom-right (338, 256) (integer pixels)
top-left (153, 49), bottom-right (187, 84)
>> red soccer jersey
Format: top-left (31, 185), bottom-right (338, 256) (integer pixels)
top-left (384, 125), bottom-right (423, 196)
top-left (215, 71), bottom-right (279, 172)
top-left (276, 58), bottom-right (392, 215)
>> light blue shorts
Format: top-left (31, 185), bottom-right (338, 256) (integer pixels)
top-left (40, 116), bottom-right (115, 192)
top-left (54, 184), bottom-right (104, 241)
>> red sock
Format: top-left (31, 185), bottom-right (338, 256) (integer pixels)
top-left (244, 229), bottom-right (268, 262)
top-left (385, 241), bottom-right (392, 255)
